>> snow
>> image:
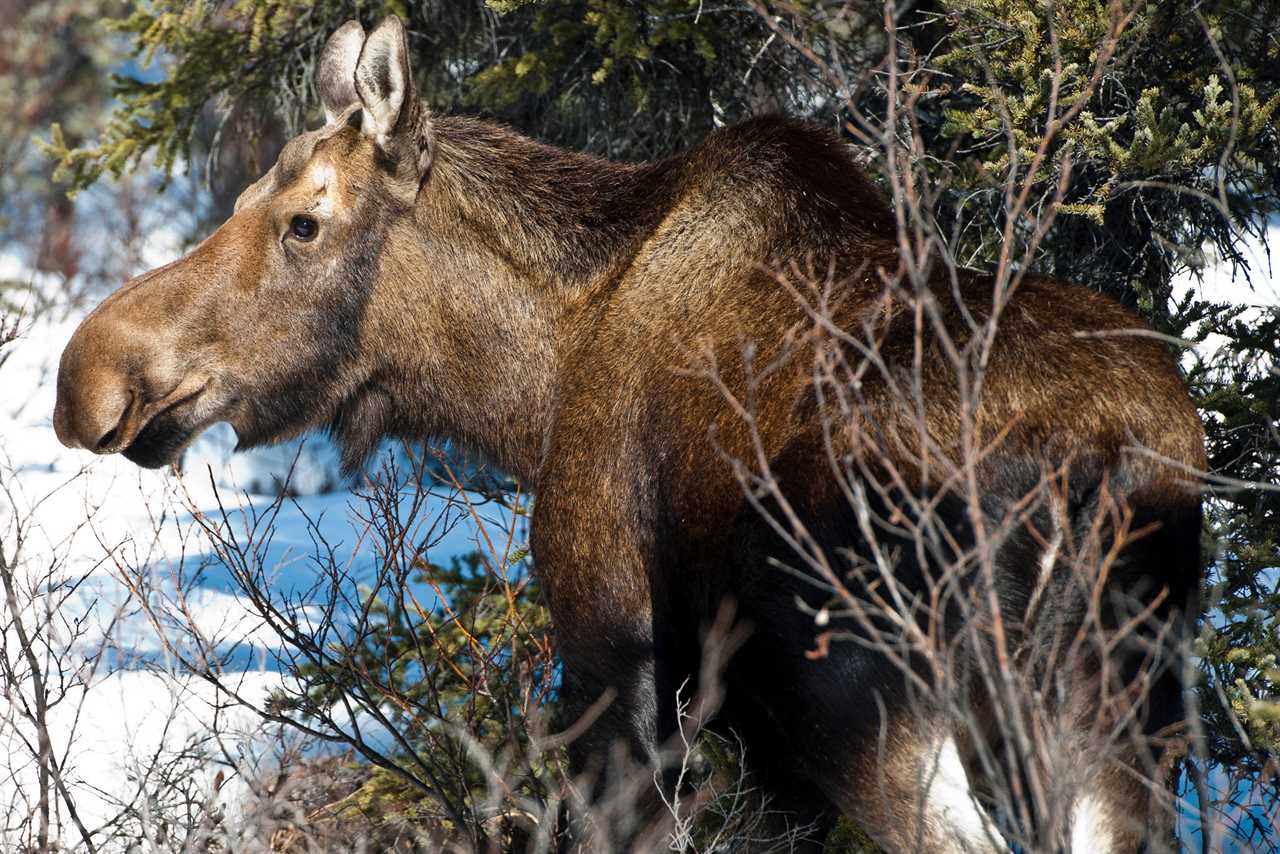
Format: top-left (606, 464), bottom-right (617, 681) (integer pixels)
top-left (1172, 218), bottom-right (1280, 362)
top-left (0, 283), bottom-right (517, 840)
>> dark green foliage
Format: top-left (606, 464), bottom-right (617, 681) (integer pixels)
top-left (41, 0), bottom-right (813, 181)
top-left (1191, 303), bottom-right (1280, 765)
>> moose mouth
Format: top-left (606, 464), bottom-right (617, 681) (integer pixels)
top-left (118, 384), bottom-right (215, 469)
top-left (121, 413), bottom-right (201, 468)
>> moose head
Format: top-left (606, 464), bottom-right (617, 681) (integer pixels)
top-left (52, 16), bottom-right (577, 480)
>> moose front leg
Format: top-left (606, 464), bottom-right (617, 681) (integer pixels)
top-left (556, 625), bottom-right (665, 782)
top-left (531, 485), bottom-right (682, 849)
top-left (547, 596), bottom-right (682, 851)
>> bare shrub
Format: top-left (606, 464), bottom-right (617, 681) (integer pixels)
top-left (99, 442), bottom-right (814, 852)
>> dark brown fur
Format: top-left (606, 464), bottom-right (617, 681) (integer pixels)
top-left (54, 17), bottom-right (1204, 852)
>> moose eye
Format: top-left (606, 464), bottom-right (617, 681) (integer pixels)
top-left (288, 215), bottom-right (318, 242)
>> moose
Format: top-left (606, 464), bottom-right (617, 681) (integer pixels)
top-left (54, 16), bottom-right (1204, 853)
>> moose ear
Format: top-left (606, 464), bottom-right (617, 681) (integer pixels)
top-left (354, 16), bottom-right (417, 146)
top-left (316, 21), bottom-right (365, 125)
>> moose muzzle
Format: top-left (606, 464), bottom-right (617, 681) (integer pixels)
top-left (53, 260), bottom-right (216, 467)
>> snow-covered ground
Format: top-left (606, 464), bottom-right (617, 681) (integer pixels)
top-left (0, 266), bottom-right (519, 839)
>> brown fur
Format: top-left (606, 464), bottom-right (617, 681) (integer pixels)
top-left (54, 17), bottom-right (1204, 852)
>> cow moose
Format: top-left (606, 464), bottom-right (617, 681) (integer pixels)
top-left (53, 15), bottom-right (1204, 853)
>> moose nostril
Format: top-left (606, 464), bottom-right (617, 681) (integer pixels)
top-left (94, 425), bottom-right (120, 453)
top-left (91, 389), bottom-right (135, 453)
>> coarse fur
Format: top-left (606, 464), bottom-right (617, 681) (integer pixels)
top-left (54, 16), bottom-right (1205, 852)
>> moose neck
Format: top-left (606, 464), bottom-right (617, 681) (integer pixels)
top-left (356, 116), bottom-right (677, 485)
top-left (427, 116), bottom-right (676, 287)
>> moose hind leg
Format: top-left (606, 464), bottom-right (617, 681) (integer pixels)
top-left (838, 714), bottom-right (1005, 854)
top-left (722, 612), bottom-right (1001, 853)
top-left (1048, 485), bottom-right (1201, 853)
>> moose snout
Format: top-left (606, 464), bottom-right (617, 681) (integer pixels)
top-left (52, 378), bottom-right (132, 453)
top-left (54, 227), bottom-right (241, 461)
top-left (53, 265), bottom-right (220, 466)
top-left (53, 321), bottom-right (145, 455)
top-left (53, 275), bottom-right (196, 457)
